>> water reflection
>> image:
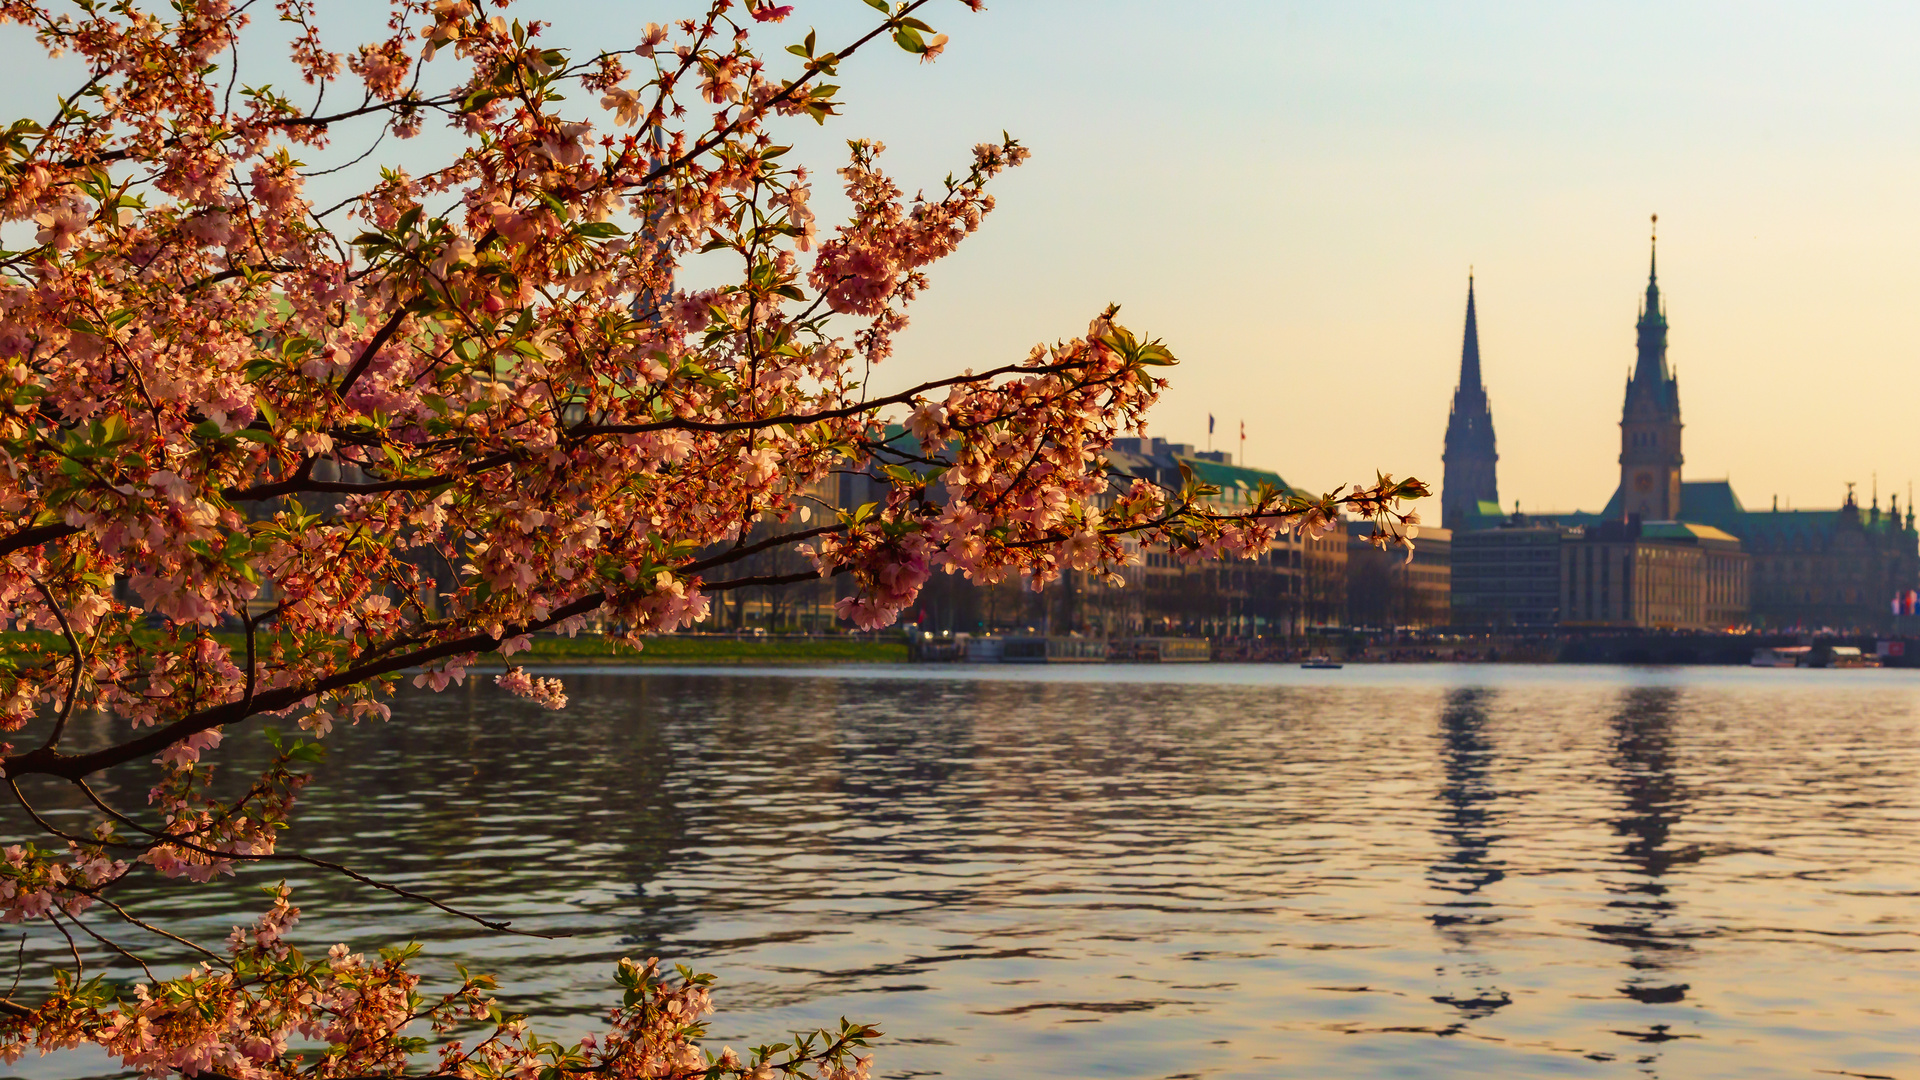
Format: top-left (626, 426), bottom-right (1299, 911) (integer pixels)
top-left (1598, 688), bottom-right (1696, 1001)
top-left (1592, 687), bottom-right (1700, 1072)
top-left (1427, 689), bottom-right (1511, 1024)
top-left (7, 665), bottom-right (1920, 1080)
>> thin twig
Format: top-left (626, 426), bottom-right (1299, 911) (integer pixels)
top-left (27, 575), bottom-right (83, 750)
top-left (75, 890), bottom-right (222, 965)
top-left (58, 907), bottom-right (158, 983)
top-left (44, 911), bottom-right (83, 976)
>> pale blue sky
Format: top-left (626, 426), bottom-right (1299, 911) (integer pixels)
top-left (12, 1), bottom-right (1920, 513)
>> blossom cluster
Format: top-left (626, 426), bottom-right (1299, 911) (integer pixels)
top-left (6, 886), bottom-right (877, 1080)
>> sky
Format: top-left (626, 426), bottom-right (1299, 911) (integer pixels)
top-left (12, 0), bottom-right (1920, 516)
top-left (723, 0), bottom-right (1920, 517)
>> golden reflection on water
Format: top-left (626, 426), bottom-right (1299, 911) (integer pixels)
top-left (11, 665), bottom-right (1920, 1080)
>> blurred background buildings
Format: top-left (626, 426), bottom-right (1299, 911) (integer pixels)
top-left (703, 229), bottom-right (1919, 640)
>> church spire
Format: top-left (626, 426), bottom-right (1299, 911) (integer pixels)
top-left (1442, 271), bottom-right (1498, 531)
top-left (1460, 271), bottom-right (1483, 391)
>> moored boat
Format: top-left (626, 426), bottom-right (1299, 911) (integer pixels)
top-left (1826, 646), bottom-right (1880, 669)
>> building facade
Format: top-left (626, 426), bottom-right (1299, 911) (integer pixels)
top-left (1559, 519), bottom-right (1748, 631)
top-left (1349, 522), bottom-right (1452, 628)
top-left (1675, 485), bottom-right (1918, 631)
top-left (1451, 518), bottom-right (1569, 627)
top-left (1107, 438), bottom-right (1325, 637)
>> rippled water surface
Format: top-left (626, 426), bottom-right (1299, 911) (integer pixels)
top-left (19, 664), bottom-right (1920, 1079)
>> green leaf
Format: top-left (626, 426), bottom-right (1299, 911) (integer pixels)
top-left (536, 188), bottom-right (571, 222)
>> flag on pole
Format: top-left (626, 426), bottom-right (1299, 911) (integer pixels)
top-left (1208, 414), bottom-right (1215, 435)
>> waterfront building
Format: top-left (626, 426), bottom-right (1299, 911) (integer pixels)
top-left (1559, 519), bottom-right (1748, 631)
top-left (1106, 437), bottom-right (1326, 636)
top-left (1665, 485), bottom-right (1919, 631)
top-left (873, 434), bottom-right (1338, 638)
top-left (1440, 277), bottom-right (1500, 531)
top-left (1451, 516), bottom-right (1569, 628)
top-left (1349, 522), bottom-right (1452, 628)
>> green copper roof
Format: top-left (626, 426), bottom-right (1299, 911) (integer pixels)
top-left (1173, 455), bottom-right (1293, 498)
top-left (1598, 480), bottom-right (1744, 522)
top-left (1640, 521), bottom-right (1740, 543)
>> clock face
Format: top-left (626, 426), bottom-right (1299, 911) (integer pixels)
top-left (1635, 473), bottom-right (1654, 492)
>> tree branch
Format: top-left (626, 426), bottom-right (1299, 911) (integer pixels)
top-left (0, 521), bottom-right (80, 558)
top-left (0, 590), bottom-right (611, 781)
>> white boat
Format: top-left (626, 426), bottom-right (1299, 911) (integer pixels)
top-left (1826, 646), bottom-right (1879, 669)
top-left (1300, 656), bottom-right (1343, 670)
top-left (1751, 645), bottom-right (1812, 668)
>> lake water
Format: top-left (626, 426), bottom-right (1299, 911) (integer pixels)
top-left (15, 664), bottom-right (1920, 1079)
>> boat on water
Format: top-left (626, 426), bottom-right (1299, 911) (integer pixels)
top-left (1300, 656), bottom-right (1343, 670)
top-left (1750, 644), bottom-right (1880, 668)
top-left (1826, 646), bottom-right (1880, 669)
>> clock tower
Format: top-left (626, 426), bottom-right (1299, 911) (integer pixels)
top-left (1619, 218), bottom-right (1682, 521)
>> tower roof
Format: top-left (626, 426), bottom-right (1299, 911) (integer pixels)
top-left (1447, 273), bottom-right (1495, 438)
top-left (1632, 217), bottom-right (1673, 390)
top-left (1641, 219), bottom-right (1663, 325)
top-left (1460, 273), bottom-right (1483, 391)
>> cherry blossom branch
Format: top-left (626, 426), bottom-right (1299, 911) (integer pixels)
top-left (4, 539), bottom-right (871, 784)
top-left (572, 358), bottom-right (1089, 438)
top-left (334, 308), bottom-right (410, 398)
